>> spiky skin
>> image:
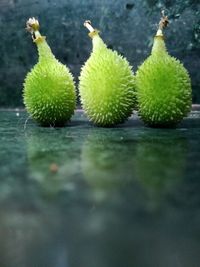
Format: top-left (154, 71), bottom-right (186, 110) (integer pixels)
top-left (79, 32), bottom-right (136, 127)
top-left (23, 37), bottom-right (76, 126)
top-left (136, 36), bottom-right (192, 128)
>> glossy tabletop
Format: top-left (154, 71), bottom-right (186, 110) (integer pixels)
top-left (0, 110), bottom-right (200, 267)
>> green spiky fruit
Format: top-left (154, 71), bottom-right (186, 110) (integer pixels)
top-left (23, 18), bottom-right (76, 126)
top-left (79, 23), bottom-right (136, 127)
top-left (136, 25), bottom-right (192, 127)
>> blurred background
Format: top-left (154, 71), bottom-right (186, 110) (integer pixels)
top-left (0, 0), bottom-right (199, 107)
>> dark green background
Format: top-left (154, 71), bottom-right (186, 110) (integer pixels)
top-left (0, 0), bottom-right (199, 107)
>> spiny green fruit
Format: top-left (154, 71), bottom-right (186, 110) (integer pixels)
top-left (136, 12), bottom-right (192, 127)
top-left (23, 18), bottom-right (76, 126)
top-left (79, 21), bottom-right (136, 127)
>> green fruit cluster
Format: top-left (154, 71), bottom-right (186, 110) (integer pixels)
top-left (23, 17), bottom-right (192, 128)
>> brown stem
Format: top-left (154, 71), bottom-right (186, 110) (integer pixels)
top-left (156, 10), bottom-right (169, 36)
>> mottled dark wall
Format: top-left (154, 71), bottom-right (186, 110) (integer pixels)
top-left (0, 0), bottom-right (199, 107)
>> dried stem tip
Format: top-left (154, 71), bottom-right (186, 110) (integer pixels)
top-left (84, 20), bottom-right (95, 33)
top-left (26, 17), bottom-right (40, 33)
top-left (158, 10), bottom-right (169, 31)
top-left (156, 10), bottom-right (169, 37)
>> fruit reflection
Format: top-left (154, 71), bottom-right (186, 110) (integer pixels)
top-left (133, 132), bottom-right (188, 208)
top-left (81, 128), bottom-right (188, 209)
top-left (25, 128), bottom-right (80, 197)
top-left (81, 129), bottom-right (136, 195)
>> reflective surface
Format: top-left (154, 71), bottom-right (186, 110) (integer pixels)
top-left (0, 110), bottom-right (200, 267)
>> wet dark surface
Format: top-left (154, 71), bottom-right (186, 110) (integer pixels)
top-left (0, 110), bottom-right (200, 267)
